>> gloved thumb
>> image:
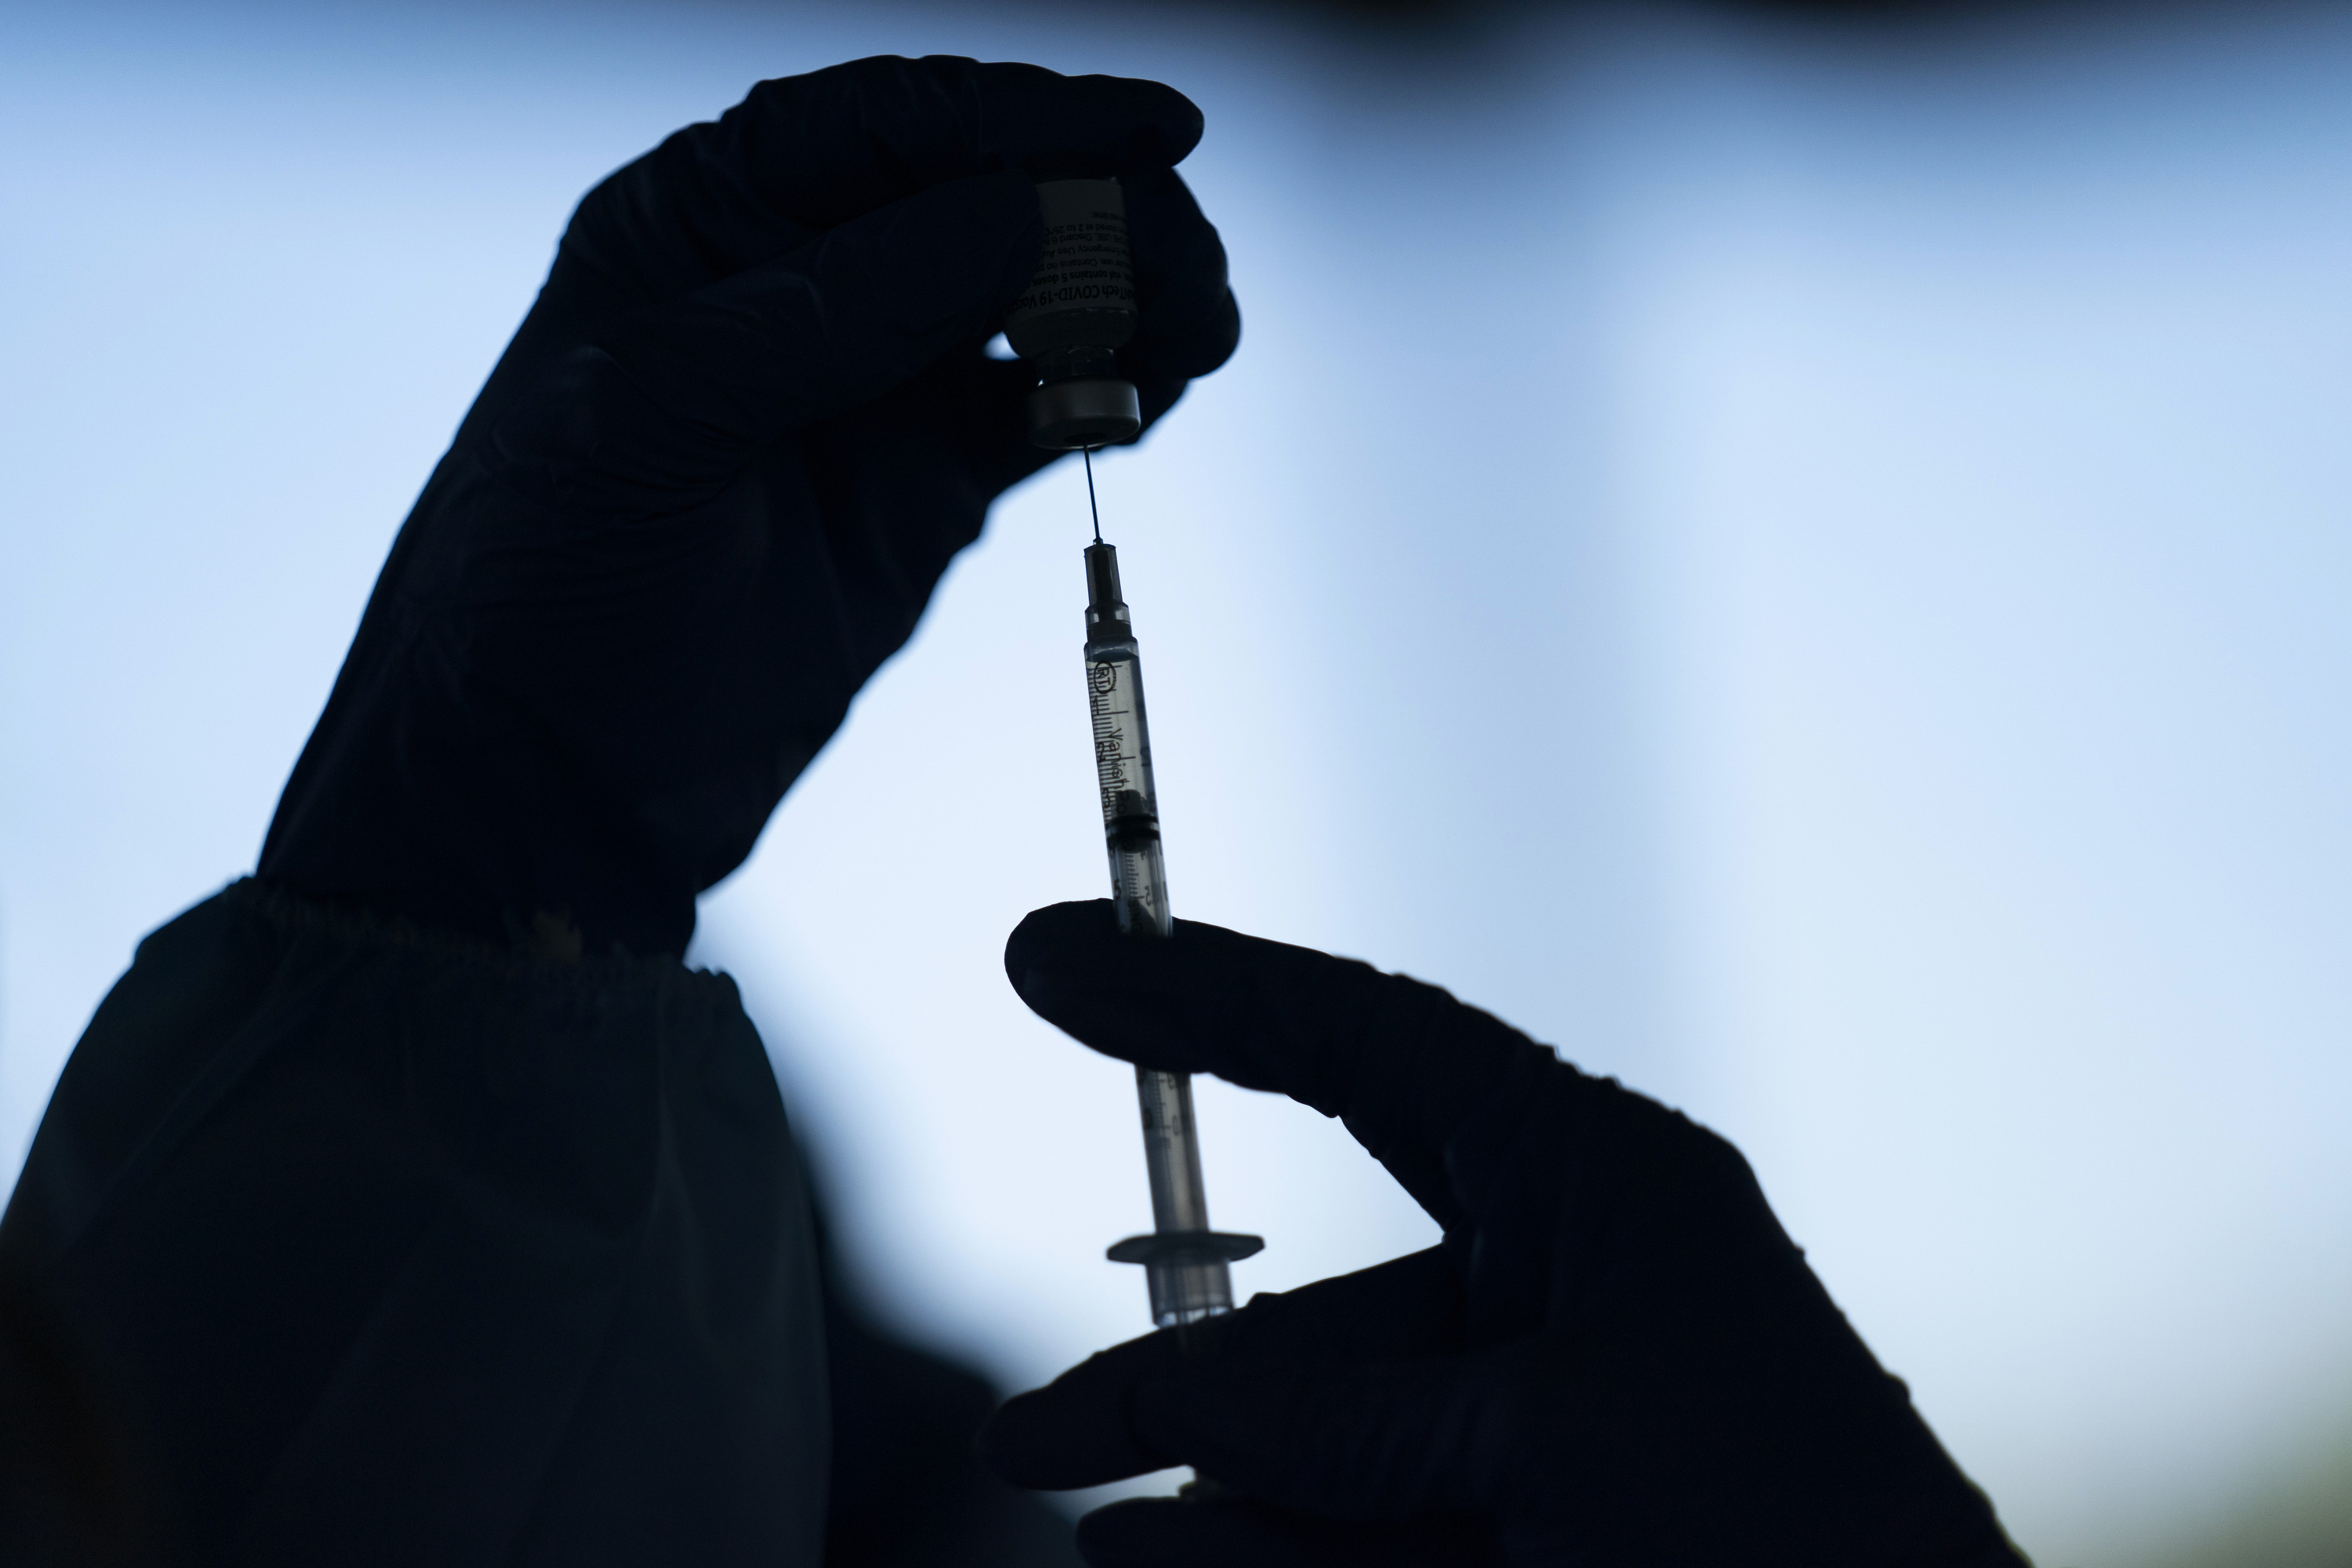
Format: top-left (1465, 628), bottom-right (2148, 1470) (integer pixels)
top-left (1072, 1494), bottom-right (1491, 1567)
top-left (980, 1250), bottom-right (1465, 1493)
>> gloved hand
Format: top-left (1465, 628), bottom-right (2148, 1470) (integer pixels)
top-left (982, 902), bottom-right (2025, 1568)
top-left (259, 57), bottom-right (1238, 956)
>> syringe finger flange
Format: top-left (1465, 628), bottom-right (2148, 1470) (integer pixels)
top-left (1105, 1232), bottom-right (1266, 1266)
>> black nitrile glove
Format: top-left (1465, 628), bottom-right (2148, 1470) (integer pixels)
top-left (260, 57), bottom-right (1238, 956)
top-left (982, 902), bottom-right (2026, 1568)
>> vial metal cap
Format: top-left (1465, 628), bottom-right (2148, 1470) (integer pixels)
top-left (1029, 377), bottom-right (1142, 450)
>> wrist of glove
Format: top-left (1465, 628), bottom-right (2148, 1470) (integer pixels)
top-left (982, 902), bottom-right (2024, 1568)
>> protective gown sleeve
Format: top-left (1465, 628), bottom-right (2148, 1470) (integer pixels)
top-left (0, 879), bottom-right (828, 1567)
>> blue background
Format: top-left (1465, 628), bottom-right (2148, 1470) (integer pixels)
top-left (3, 2), bottom-right (2348, 1560)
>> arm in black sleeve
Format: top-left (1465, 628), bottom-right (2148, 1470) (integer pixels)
top-left (257, 56), bottom-right (1238, 958)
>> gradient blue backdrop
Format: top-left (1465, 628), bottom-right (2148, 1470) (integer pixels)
top-left (3, 2), bottom-right (2348, 1561)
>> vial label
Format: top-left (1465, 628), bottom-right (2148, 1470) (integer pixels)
top-left (1007, 179), bottom-right (1137, 327)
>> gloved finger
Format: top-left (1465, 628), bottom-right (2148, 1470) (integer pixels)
top-left (1004, 902), bottom-right (1554, 1228)
top-left (486, 169), bottom-right (1040, 528)
top-left (1124, 1346), bottom-right (1534, 1526)
top-left (561, 56), bottom-right (1204, 298)
top-left (980, 1250), bottom-right (1462, 1491)
top-left (1123, 167), bottom-right (1241, 387)
top-left (1075, 1497), bottom-right (1495, 1568)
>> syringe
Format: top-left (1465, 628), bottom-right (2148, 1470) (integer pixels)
top-left (999, 167), bottom-right (1260, 1334)
top-left (1081, 536), bottom-right (1263, 1329)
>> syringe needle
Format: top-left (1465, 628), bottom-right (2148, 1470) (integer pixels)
top-left (1083, 445), bottom-right (1103, 544)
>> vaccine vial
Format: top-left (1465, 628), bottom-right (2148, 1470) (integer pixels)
top-left (1004, 177), bottom-right (1143, 449)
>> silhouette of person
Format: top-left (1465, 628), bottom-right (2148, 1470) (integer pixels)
top-left (0, 50), bottom-right (2020, 1568)
top-left (1, 55), bottom-right (1231, 1566)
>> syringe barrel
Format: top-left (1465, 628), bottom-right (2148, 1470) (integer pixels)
top-left (1133, 1068), bottom-right (1231, 1323)
top-left (1083, 542), bottom-right (1171, 938)
top-left (1085, 642), bottom-right (1171, 939)
top-left (1084, 542), bottom-right (1237, 1328)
